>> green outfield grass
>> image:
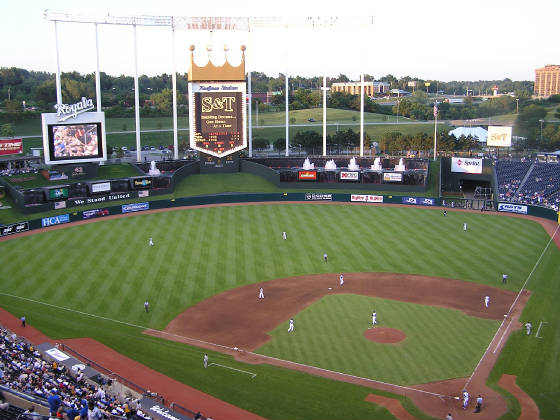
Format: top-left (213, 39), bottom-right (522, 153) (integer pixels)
top-left (0, 204), bottom-right (558, 418)
top-left (258, 294), bottom-right (500, 385)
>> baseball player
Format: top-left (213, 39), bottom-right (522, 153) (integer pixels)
top-left (525, 322), bottom-right (532, 335)
top-left (323, 253), bottom-right (328, 262)
top-left (339, 274), bottom-right (344, 286)
top-left (463, 222), bottom-right (468, 231)
top-left (443, 210), bottom-right (447, 216)
top-left (474, 395), bottom-right (483, 413)
top-left (462, 390), bottom-right (469, 409)
top-left (288, 319), bottom-right (294, 332)
top-left (484, 296), bottom-right (490, 308)
top-left (282, 231), bottom-right (287, 240)
top-left (148, 237), bottom-right (154, 246)
top-left (502, 273), bottom-right (508, 284)
top-left (372, 311), bottom-right (377, 327)
top-left (203, 353), bottom-right (208, 368)
top-left (144, 300), bottom-right (149, 312)
top-left (258, 287), bottom-right (264, 299)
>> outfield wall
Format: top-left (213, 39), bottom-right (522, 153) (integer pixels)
top-left (2, 193), bottom-right (557, 238)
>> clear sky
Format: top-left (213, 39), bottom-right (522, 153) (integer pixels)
top-left (1, 0), bottom-right (559, 82)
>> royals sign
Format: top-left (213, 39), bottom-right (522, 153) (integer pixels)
top-left (54, 97), bottom-right (95, 121)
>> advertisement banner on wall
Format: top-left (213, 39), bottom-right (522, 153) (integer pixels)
top-left (383, 172), bottom-right (403, 182)
top-left (498, 203), bottom-right (528, 214)
top-left (339, 171), bottom-right (359, 181)
top-left (122, 202), bottom-right (149, 214)
top-left (487, 126), bottom-right (512, 147)
top-left (401, 197), bottom-right (435, 206)
top-left (41, 214), bottom-right (70, 227)
top-left (91, 182), bottom-right (111, 193)
top-left (82, 208), bottom-right (110, 219)
top-left (350, 194), bottom-right (383, 203)
top-left (1, 221), bottom-right (29, 236)
top-left (298, 171), bottom-right (317, 181)
top-left (451, 157), bottom-right (482, 174)
top-left (0, 138), bottom-right (23, 155)
top-left (305, 193), bottom-right (332, 201)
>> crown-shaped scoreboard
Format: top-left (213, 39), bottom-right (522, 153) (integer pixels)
top-left (188, 45), bottom-right (247, 160)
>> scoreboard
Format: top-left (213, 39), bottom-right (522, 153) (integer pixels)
top-left (189, 82), bottom-right (246, 158)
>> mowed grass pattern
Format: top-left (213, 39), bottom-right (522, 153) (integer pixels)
top-left (0, 205), bottom-right (548, 332)
top-left (257, 294), bottom-right (499, 385)
top-left (0, 203), bottom-right (559, 419)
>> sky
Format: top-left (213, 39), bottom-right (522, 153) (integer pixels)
top-left (1, 0), bottom-right (559, 82)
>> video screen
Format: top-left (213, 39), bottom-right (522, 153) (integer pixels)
top-left (48, 123), bottom-right (102, 161)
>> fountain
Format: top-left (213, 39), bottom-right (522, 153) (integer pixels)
top-left (348, 157), bottom-right (359, 171)
top-left (148, 160), bottom-right (161, 176)
top-left (370, 157), bottom-right (382, 171)
top-left (302, 157), bottom-right (315, 170)
top-left (394, 158), bottom-right (406, 172)
top-left (324, 159), bottom-right (337, 170)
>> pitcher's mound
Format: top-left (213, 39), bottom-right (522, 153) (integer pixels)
top-left (363, 327), bottom-right (406, 344)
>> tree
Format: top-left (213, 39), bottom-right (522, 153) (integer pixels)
top-left (0, 123), bottom-right (15, 137)
top-left (252, 138), bottom-right (269, 149)
top-left (516, 104), bottom-right (547, 144)
top-left (150, 88), bottom-right (173, 114)
top-left (273, 138), bottom-right (285, 152)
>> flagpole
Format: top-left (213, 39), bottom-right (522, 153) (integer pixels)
top-left (433, 101), bottom-right (438, 160)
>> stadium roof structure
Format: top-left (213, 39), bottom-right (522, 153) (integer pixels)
top-left (449, 126), bottom-right (488, 143)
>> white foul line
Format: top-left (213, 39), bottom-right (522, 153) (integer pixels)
top-left (464, 224), bottom-right (559, 389)
top-left (535, 321), bottom-right (547, 339)
top-left (208, 363), bottom-right (256, 379)
top-left (0, 291), bottom-right (448, 398)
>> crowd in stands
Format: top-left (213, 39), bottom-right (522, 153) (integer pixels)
top-left (0, 167), bottom-right (38, 177)
top-left (0, 327), bottom-right (151, 420)
top-left (496, 160), bottom-right (560, 212)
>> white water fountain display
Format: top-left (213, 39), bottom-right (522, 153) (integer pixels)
top-left (394, 158), bottom-right (406, 172)
top-left (148, 160), bottom-right (161, 176)
top-left (347, 157), bottom-right (360, 171)
top-left (370, 157), bottom-right (382, 171)
top-left (324, 159), bottom-right (337, 170)
top-left (302, 157), bottom-right (315, 170)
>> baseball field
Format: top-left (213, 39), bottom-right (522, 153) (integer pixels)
top-left (1, 201), bottom-right (559, 419)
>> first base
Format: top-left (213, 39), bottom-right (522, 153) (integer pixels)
top-left (328, 287), bottom-right (332, 290)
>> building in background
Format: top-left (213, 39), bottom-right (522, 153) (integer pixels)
top-left (534, 65), bottom-right (560, 98)
top-left (331, 81), bottom-right (390, 97)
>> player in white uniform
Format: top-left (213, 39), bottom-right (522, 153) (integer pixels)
top-left (148, 237), bottom-right (154, 246)
top-left (203, 353), bottom-right (208, 368)
top-left (258, 287), bottom-right (264, 299)
top-left (323, 253), bottom-right (328, 262)
top-left (282, 231), bottom-right (287, 240)
top-left (484, 296), bottom-right (490, 307)
top-left (144, 301), bottom-right (149, 313)
top-left (288, 319), bottom-right (294, 332)
top-left (463, 223), bottom-right (468, 231)
top-left (372, 311), bottom-right (377, 327)
top-left (462, 390), bottom-right (469, 409)
top-left (339, 274), bottom-right (344, 286)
